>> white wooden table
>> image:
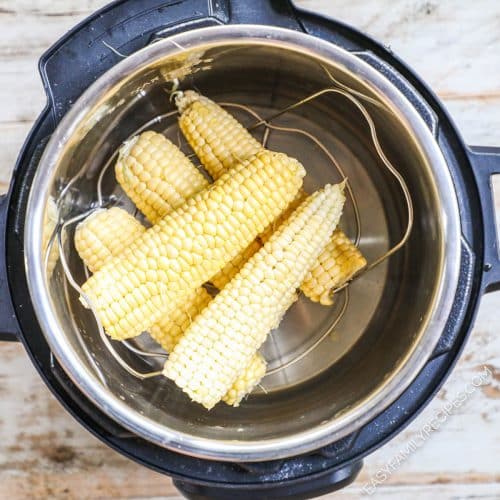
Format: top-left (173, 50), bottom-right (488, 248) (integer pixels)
top-left (1, 1), bottom-right (499, 498)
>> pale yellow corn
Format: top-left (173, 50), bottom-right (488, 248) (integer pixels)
top-left (43, 197), bottom-right (59, 276)
top-left (115, 131), bottom-right (209, 224)
top-left (222, 352), bottom-right (266, 406)
top-left (81, 150), bottom-right (305, 340)
top-left (75, 209), bottom-right (209, 353)
top-left (163, 183), bottom-right (345, 409)
top-left (75, 208), bottom-right (146, 273)
top-left (177, 90), bottom-right (262, 179)
top-left (151, 288), bottom-right (267, 406)
top-left (301, 230), bottom-right (367, 305)
top-left (176, 91), bottom-right (366, 304)
top-left (210, 238), bottom-right (262, 289)
top-left (262, 189), bottom-right (365, 305)
top-left (74, 209), bottom-right (260, 406)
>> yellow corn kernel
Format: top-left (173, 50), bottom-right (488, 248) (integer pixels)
top-left (210, 238), bottom-right (262, 289)
top-left (176, 90), bottom-right (262, 179)
top-left (149, 286), bottom-right (212, 352)
top-left (259, 189), bottom-right (307, 243)
top-left (262, 189), bottom-right (365, 305)
top-left (271, 291), bottom-right (300, 331)
top-left (176, 91), bottom-right (367, 303)
top-left (301, 230), bottom-right (367, 305)
top-left (75, 207), bottom-right (146, 273)
top-left (82, 150), bottom-right (305, 340)
top-left (261, 189), bottom-right (365, 305)
top-left (222, 352), bottom-right (266, 407)
top-left (163, 183), bottom-right (345, 409)
top-left (115, 131), bottom-right (209, 224)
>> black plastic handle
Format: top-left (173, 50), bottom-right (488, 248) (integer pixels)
top-left (0, 193), bottom-right (20, 341)
top-left (173, 460), bottom-right (362, 499)
top-left (468, 146), bottom-right (500, 293)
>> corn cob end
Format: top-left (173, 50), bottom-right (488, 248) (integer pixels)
top-left (75, 207), bottom-right (145, 274)
top-left (301, 230), bottom-right (367, 305)
top-left (115, 131), bottom-right (209, 224)
top-left (175, 90), bottom-right (202, 113)
top-left (222, 353), bottom-right (267, 407)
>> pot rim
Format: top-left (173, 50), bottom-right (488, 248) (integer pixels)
top-left (25, 24), bottom-right (461, 461)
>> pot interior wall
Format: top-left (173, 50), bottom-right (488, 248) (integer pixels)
top-left (41, 42), bottom-right (443, 444)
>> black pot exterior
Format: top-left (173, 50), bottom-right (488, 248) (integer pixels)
top-left (1, 0), bottom-right (499, 498)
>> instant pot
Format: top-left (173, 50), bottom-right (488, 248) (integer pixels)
top-left (1, 1), bottom-right (499, 498)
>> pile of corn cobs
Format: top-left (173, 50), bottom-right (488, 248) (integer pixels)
top-left (75, 91), bottom-right (366, 409)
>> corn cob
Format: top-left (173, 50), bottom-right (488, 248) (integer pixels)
top-left (81, 150), bottom-right (305, 340)
top-left (74, 208), bottom-right (262, 405)
top-left (176, 91), bottom-right (366, 304)
top-left (164, 183), bottom-right (345, 409)
top-left (115, 130), bottom-right (261, 288)
top-left (43, 197), bottom-right (59, 276)
top-left (177, 90), bottom-right (262, 179)
top-left (115, 131), bottom-right (209, 224)
top-left (75, 208), bottom-right (209, 352)
top-left (301, 230), bottom-right (367, 305)
top-left (75, 207), bottom-right (210, 349)
top-left (222, 352), bottom-right (266, 406)
top-left (75, 208), bottom-right (146, 273)
top-left (261, 190), bottom-right (366, 305)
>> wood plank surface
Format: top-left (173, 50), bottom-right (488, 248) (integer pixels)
top-left (1, 1), bottom-right (499, 498)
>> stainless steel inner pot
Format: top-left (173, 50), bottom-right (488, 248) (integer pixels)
top-left (25, 25), bottom-right (461, 461)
